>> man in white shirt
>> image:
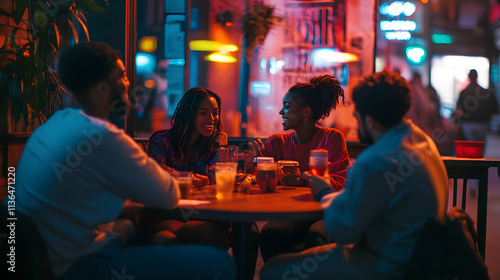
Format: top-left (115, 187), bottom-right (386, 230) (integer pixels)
top-left (260, 71), bottom-right (449, 280)
top-left (6, 42), bottom-right (235, 280)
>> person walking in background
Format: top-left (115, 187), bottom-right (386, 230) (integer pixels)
top-left (455, 69), bottom-right (499, 142)
top-left (260, 71), bottom-right (449, 280)
top-left (246, 75), bottom-right (350, 263)
top-left (406, 72), bottom-right (437, 136)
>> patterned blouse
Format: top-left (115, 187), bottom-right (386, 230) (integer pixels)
top-left (147, 129), bottom-right (218, 177)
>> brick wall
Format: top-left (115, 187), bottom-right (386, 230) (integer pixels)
top-left (0, 1), bottom-right (29, 56)
top-left (0, 1), bottom-right (30, 202)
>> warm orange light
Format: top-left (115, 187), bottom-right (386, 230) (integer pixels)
top-left (218, 45), bottom-right (239, 53)
top-left (328, 52), bottom-right (360, 63)
top-left (225, 22), bottom-right (232, 27)
top-left (314, 49), bottom-right (360, 63)
top-left (144, 79), bottom-right (156, 89)
top-left (139, 36), bottom-right (157, 53)
top-left (420, 0), bottom-right (428, 3)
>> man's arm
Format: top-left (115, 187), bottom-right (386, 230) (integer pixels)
top-left (325, 131), bottom-right (349, 191)
top-left (94, 129), bottom-right (180, 209)
top-left (321, 161), bottom-right (384, 244)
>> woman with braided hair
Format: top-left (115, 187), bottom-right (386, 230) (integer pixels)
top-left (138, 87), bottom-right (230, 248)
top-left (246, 75), bottom-right (350, 262)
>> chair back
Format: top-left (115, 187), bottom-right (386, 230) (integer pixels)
top-left (404, 208), bottom-right (489, 280)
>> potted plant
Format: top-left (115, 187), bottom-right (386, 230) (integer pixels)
top-left (0, 0), bottom-right (107, 132)
top-left (242, 0), bottom-right (282, 60)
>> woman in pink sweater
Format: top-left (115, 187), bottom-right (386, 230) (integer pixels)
top-left (247, 74), bottom-right (350, 262)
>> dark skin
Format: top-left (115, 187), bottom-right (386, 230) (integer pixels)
top-left (245, 92), bottom-right (318, 185)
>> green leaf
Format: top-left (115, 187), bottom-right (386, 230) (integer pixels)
top-left (76, 0), bottom-right (107, 13)
top-left (12, 0), bottom-right (30, 25)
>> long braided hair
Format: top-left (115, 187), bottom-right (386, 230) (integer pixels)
top-left (287, 75), bottom-right (345, 123)
top-left (170, 87), bottom-right (222, 160)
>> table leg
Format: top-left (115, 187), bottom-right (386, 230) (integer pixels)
top-left (453, 179), bottom-right (458, 206)
top-left (477, 169), bottom-right (489, 259)
top-left (232, 222), bottom-right (259, 280)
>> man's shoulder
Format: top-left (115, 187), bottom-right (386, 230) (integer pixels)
top-left (32, 108), bottom-right (126, 146)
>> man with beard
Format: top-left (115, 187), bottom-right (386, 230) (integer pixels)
top-left (260, 71), bottom-right (449, 280)
top-left (5, 42), bottom-right (235, 280)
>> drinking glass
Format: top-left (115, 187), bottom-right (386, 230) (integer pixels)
top-left (256, 162), bottom-right (278, 192)
top-left (217, 146), bottom-right (228, 162)
top-left (214, 162), bottom-right (238, 199)
top-left (227, 145), bottom-right (239, 163)
top-left (175, 172), bottom-right (194, 199)
top-left (309, 149), bottom-right (328, 176)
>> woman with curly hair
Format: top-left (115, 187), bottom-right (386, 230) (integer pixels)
top-left (247, 75), bottom-right (350, 262)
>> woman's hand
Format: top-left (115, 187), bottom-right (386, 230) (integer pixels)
top-left (246, 138), bottom-right (265, 158)
top-left (280, 174), bottom-right (305, 186)
top-left (243, 149), bottom-right (256, 173)
top-left (193, 174), bottom-right (209, 188)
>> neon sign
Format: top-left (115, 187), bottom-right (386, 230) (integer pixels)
top-left (380, 20), bottom-right (416, 31)
top-left (379, 1), bottom-right (418, 41)
top-left (379, 2), bottom-right (416, 17)
top-left (385, 31), bottom-right (411, 40)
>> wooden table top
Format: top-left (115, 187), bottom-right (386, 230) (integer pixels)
top-left (442, 156), bottom-right (500, 167)
top-left (175, 186), bottom-right (324, 222)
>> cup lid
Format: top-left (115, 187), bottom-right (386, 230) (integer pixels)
top-left (253, 157), bottom-right (274, 163)
top-left (310, 149), bottom-right (328, 156)
top-left (277, 160), bottom-right (299, 166)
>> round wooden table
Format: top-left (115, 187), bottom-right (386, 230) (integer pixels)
top-left (155, 186), bottom-right (323, 280)
top-left (176, 186), bottom-right (323, 221)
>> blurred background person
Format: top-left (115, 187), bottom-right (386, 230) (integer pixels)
top-left (455, 69), bottom-right (499, 142)
top-left (406, 72), bottom-right (437, 136)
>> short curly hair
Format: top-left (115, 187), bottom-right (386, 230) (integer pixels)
top-left (352, 71), bottom-right (411, 128)
top-left (287, 75), bottom-right (345, 123)
top-left (58, 41), bottom-right (121, 99)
